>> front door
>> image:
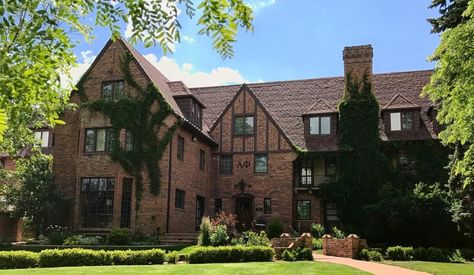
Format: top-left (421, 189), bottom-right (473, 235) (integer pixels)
top-left (235, 197), bottom-right (253, 231)
top-left (195, 196), bottom-right (205, 231)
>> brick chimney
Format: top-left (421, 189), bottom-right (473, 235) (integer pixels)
top-left (343, 45), bottom-right (373, 84)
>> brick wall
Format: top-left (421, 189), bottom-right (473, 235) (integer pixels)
top-left (322, 234), bottom-right (368, 258)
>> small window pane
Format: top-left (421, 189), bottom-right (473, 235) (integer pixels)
top-left (215, 199), bottom-right (222, 214)
top-left (297, 200), bottom-right (311, 220)
top-left (255, 154), bottom-right (268, 173)
top-left (245, 116), bottom-right (254, 134)
top-left (401, 112), bottom-right (413, 130)
top-left (390, 112), bottom-right (401, 131)
top-left (310, 117), bottom-right (319, 135)
top-left (219, 155), bottom-right (233, 175)
top-left (234, 117), bottom-right (245, 135)
top-left (264, 198), bottom-right (271, 214)
top-left (320, 117), bottom-right (330, 134)
top-left (199, 150), bottom-right (205, 171)
top-left (102, 83), bottom-right (113, 99)
top-left (177, 136), bottom-right (184, 161)
top-left (125, 130), bottom-right (133, 152)
top-left (85, 129), bottom-right (96, 152)
top-left (175, 189), bottom-right (185, 209)
top-left (96, 129), bottom-right (106, 151)
top-left (114, 81), bottom-right (124, 98)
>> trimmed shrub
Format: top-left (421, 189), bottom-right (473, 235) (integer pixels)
top-left (312, 238), bottom-right (323, 250)
top-left (386, 246), bottom-right (413, 261)
top-left (63, 235), bottom-right (102, 245)
top-left (425, 247), bottom-right (447, 262)
top-left (359, 249), bottom-right (383, 262)
top-left (266, 218), bottom-right (284, 239)
top-left (165, 251), bottom-right (180, 264)
top-left (108, 249), bottom-right (165, 265)
top-left (198, 217), bottom-right (212, 246)
top-left (39, 248), bottom-right (110, 267)
top-left (0, 251), bottom-right (39, 269)
top-left (210, 225), bottom-right (229, 246)
top-left (107, 228), bottom-right (130, 245)
top-left (188, 246), bottom-right (274, 264)
top-left (310, 223), bottom-right (325, 238)
top-left (413, 247), bottom-right (427, 261)
top-left (281, 250), bottom-right (295, 261)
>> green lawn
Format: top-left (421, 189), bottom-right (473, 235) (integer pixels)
top-left (386, 260), bottom-right (474, 275)
top-left (0, 262), bottom-right (369, 275)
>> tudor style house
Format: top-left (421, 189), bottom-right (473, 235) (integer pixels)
top-left (50, 38), bottom-right (440, 238)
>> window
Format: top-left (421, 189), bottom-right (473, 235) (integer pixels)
top-left (255, 154), bottom-right (268, 173)
top-left (215, 198), bottom-right (222, 214)
top-left (34, 130), bottom-right (50, 148)
top-left (263, 198), bottom-right (272, 214)
top-left (80, 177), bottom-right (115, 228)
top-left (177, 136), bottom-right (184, 161)
top-left (296, 200), bottom-right (311, 220)
top-left (398, 153), bottom-right (416, 174)
top-left (325, 157), bottom-right (337, 176)
top-left (234, 116), bottom-right (254, 135)
top-left (125, 129), bottom-right (134, 152)
top-left (219, 155), bottom-right (233, 175)
top-left (300, 160), bottom-right (313, 185)
top-left (309, 116), bottom-right (331, 135)
top-left (120, 178), bottom-right (133, 228)
top-left (85, 128), bottom-right (116, 153)
top-left (102, 81), bottom-right (124, 100)
top-left (175, 189), bottom-right (185, 209)
top-left (390, 111), bottom-right (413, 131)
top-left (199, 149), bottom-right (205, 171)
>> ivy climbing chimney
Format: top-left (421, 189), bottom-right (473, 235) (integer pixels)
top-left (343, 45), bottom-right (373, 87)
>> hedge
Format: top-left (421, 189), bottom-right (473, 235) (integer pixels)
top-left (0, 248), bottom-right (165, 269)
top-left (0, 251), bottom-right (39, 269)
top-left (188, 246), bottom-right (274, 264)
top-left (359, 249), bottom-right (383, 262)
top-left (386, 246), bottom-right (414, 261)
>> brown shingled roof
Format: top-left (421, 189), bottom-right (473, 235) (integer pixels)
top-left (191, 70), bottom-right (435, 149)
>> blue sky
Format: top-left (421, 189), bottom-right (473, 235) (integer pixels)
top-left (71, 0), bottom-right (441, 87)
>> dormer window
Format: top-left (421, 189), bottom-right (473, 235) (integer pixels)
top-left (309, 116), bottom-right (330, 135)
top-left (234, 116), bottom-right (254, 136)
top-left (390, 111), bottom-right (413, 131)
top-left (102, 81), bottom-right (124, 100)
top-left (34, 130), bottom-right (50, 148)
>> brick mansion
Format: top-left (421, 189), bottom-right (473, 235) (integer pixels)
top-left (2, 38), bottom-right (442, 239)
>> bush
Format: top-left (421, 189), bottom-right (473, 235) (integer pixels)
top-left (107, 229), bottom-right (130, 245)
top-left (460, 248), bottom-right (474, 262)
top-left (0, 251), bottom-right (39, 269)
top-left (211, 211), bottom-right (238, 238)
top-left (386, 246), bottom-right (414, 261)
top-left (448, 249), bottom-right (466, 263)
top-left (359, 249), bottom-right (383, 261)
top-left (281, 248), bottom-right (313, 261)
top-left (331, 227), bottom-right (345, 239)
top-left (245, 231), bottom-right (270, 246)
top-left (198, 216), bottom-right (212, 246)
top-left (165, 251), bottom-right (180, 264)
top-left (45, 225), bottom-right (70, 245)
top-left (210, 225), bottom-right (230, 246)
top-left (63, 235), bottom-right (102, 245)
top-left (312, 238), bottom-right (323, 250)
top-left (188, 246), bottom-right (274, 263)
top-left (39, 248), bottom-right (110, 267)
top-left (413, 247), bottom-right (427, 261)
top-left (108, 249), bottom-right (165, 265)
top-left (266, 218), bottom-right (284, 239)
top-left (425, 247), bottom-right (447, 262)
top-left (310, 223), bottom-right (325, 238)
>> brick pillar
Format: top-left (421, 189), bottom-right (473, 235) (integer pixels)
top-left (322, 234), bottom-right (332, 255)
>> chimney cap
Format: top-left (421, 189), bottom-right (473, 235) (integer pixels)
top-left (343, 44), bottom-right (373, 62)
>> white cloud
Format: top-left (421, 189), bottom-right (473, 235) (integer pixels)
top-left (144, 54), bottom-right (250, 87)
top-left (182, 35), bottom-right (195, 43)
top-left (60, 51), bottom-right (95, 89)
top-left (246, 0), bottom-right (276, 11)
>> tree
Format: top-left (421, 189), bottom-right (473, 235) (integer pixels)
top-left (428, 0), bottom-right (469, 33)
top-left (4, 153), bottom-right (69, 235)
top-left (0, 0), bottom-right (253, 152)
top-left (424, 0), bottom-right (474, 237)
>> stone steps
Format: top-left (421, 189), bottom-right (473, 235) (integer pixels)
top-left (160, 232), bottom-right (198, 245)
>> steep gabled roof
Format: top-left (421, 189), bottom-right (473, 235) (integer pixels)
top-left (192, 70), bottom-right (435, 149)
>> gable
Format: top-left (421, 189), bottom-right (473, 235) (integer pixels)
top-left (210, 86), bottom-right (292, 153)
top-left (383, 93), bottom-right (418, 110)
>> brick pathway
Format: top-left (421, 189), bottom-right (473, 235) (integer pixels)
top-left (313, 253), bottom-right (430, 275)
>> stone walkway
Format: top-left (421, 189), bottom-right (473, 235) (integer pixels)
top-left (313, 253), bottom-right (430, 275)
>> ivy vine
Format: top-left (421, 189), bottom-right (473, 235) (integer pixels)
top-left (86, 52), bottom-right (180, 208)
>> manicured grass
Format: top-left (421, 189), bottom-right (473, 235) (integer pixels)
top-left (386, 260), bottom-right (474, 275)
top-left (0, 261), bottom-right (369, 275)
top-left (178, 245), bottom-right (200, 254)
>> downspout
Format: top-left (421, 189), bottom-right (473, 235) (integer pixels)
top-left (166, 137), bottom-right (173, 233)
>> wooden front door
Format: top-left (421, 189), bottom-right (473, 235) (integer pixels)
top-left (235, 197), bottom-right (253, 231)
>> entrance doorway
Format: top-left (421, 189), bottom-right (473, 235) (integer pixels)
top-left (235, 197), bottom-right (253, 231)
top-left (195, 196), bottom-right (205, 231)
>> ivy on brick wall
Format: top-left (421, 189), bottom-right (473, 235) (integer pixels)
top-left (324, 73), bottom-right (392, 234)
top-left (86, 52), bottom-right (180, 208)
